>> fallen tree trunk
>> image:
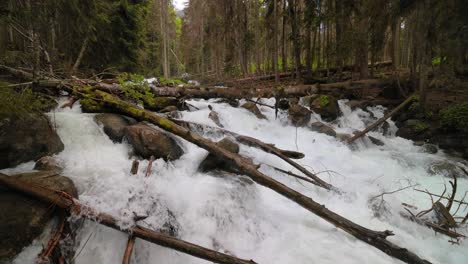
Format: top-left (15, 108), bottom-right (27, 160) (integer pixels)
top-left (347, 95), bottom-right (415, 144)
top-left (0, 173), bottom-right (256, 264)
top-left (92, 90), bottom-right (431, 264)
top-left (170, 119), bottom-right (305, 160)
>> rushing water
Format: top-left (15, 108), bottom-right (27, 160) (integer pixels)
top-left (8, 97), bottom-right (468, 264)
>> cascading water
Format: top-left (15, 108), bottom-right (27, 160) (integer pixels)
top-left (7, 97), bottom-right (468, 264)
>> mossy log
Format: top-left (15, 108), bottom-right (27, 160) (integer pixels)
top-left (92, 90), bottom-right (431, 264)
top-left (0, 173), bottom-right (256, 264)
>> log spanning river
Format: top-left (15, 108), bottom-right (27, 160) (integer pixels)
top-left (7, 97), bottom-right (468, 263)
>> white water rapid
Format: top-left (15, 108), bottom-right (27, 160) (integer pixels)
top-left (7, 97), bottom-right (468, 264)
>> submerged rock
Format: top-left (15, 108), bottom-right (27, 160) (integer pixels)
top-left (427, 161), bottom-right (467, 179)
top-left (208, 105), bottom-right (223, 127)
top-left (94, 113), bottom-right (136, 143)
top-left (34, 156), bottom-right (63, 172)
top-left (0, 114), bottom-right (64, 169)
top-left (288, 104), bottom-right (311, 127)
top-left (309, 122), bottom-right (336, 137)
top-left (0, 171), bottom-right (77, 262)
top-left (215, 98), bottom-right (239, 107)
top-left (241, 102), bottom-right (266, 119)
top-left (368, 136), bottom-right (385, 146)
top-left (421, 143), bottom-right (438, 154)
top-left (310, 95), bottom-right (340, 121)
top-left (198, 138), bottom-right (240, 172)
top-left (124, 123), bottom-right (184, 161)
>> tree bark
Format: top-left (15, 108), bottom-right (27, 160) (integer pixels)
top-left (346, 95), bottom-right (415, 144)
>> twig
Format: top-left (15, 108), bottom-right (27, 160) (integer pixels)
top-left (264, 164), bottom-right (321, 187)
top-left (370, 184), bottom-right (417, 201)
top-left (145, 156), bottom-right (155, 177)
top-left (414, 189), bottom-right (468, 205)
top-left (122, 236), bottom-right (136, 264)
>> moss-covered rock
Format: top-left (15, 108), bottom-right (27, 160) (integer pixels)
top-left (310, 94), bottom-right (340, 121)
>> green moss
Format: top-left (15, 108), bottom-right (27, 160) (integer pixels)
top-left (413, 121), bottom-right (429, 133)
top-left (318, 95), bottom-right (330, 107)
top-left (440, 102), bottom-right (468, 132)
top-left (159, 118), bottom-right (173, 129)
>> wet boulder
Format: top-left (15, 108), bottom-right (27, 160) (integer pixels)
top-left (309, 122), bottom-right (336, 137)
top-left (198, 138), bottom-right (240, 172)
top-left (289, 104), bottom-right (311, 127)
top-left (124, 123), bottom-right (184, 161)
top-left (0, 114), bottom-right (64, 169)
top-left (94, 113), bottom-right (136, 143)
top-left (0, 171), bottom-right (77, 262)
top-left (310, 95), bottom-right (340, 121)
top-left (241, 102), bottom-right (266, 119)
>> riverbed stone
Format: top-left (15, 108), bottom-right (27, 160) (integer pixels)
top-left (309, 122), bottom-right (336, 137)
top-left (124, 123), bottom-right (184, 161)
top-left (427, 161), bottom-right (466, 179)
top-left (422, 144), bottom-right (438, 154)
top-left (199, 138), bottom-right (240, 172)
top-left (94, 113), bottom-right (136, 143)
top-left (241, 102), bottom-right (266, 119)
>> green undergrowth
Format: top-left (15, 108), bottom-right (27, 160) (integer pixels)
top-left (440, 102), bottom-right (468, 132)
top-left (0, 87), bottom-right (54, 119)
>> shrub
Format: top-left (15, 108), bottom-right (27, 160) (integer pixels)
top-left (440, 102), bottom-right (468, 132)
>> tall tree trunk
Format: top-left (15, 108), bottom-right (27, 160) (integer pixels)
top-left (71, 36), bottom-right (89, 75)
top-left (273, 0), bottom-right (279, 82)
top-left (288, 0), bottom-right (302, 80)
top-left (391, 16), bottom-right (401, 69)
top-left (281, 0), bottom-right (287, 73)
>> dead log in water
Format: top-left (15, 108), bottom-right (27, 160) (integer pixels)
top-left (0, 173), bottom-right (256, 264)
top-left (347, 95), bottom-right (415, 144)
top-left (91, 90), bottom-right (431, 264)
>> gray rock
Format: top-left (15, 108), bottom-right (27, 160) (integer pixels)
top-left (422, 144), bottom-right (438, 154)
top-left (94, 113), bottom-right (136, 143)
top-left (241, 102), bottom-right (266, 119)
top-left (288, 104), bottom-right (311, 127)
top-left (0, 114), bottom-right (64, 169)
top-left (199, 138), bottom-right (240, 172)
top-left (309, 122), bottom-right (336, 137)
top-left (0, 171), bottom-right (77, 262)
top-left (124, 123), bottom-right (184, 161)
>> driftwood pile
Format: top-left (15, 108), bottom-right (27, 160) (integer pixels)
top-left (1, 64), bottom-right (462, 264)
